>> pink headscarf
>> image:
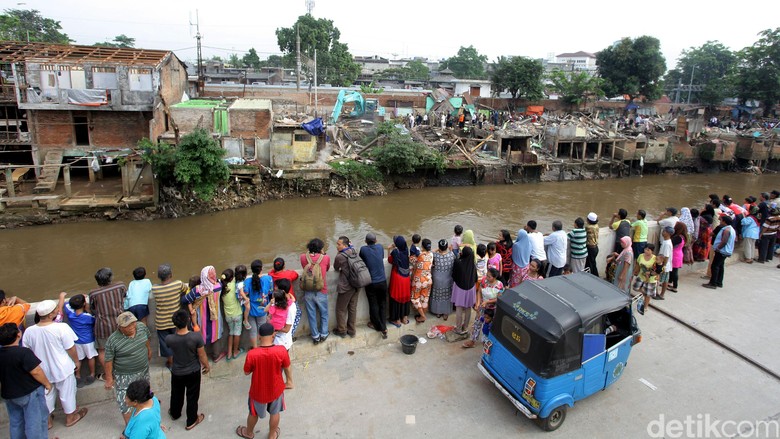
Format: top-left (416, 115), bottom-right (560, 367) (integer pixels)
top-left (617, 236), bottom-right (633, 263)
top-left (199, 265), bottom-right (219, 318)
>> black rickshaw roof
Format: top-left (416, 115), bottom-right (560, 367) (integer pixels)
top-left (497, 273), bottom-right (631, 341)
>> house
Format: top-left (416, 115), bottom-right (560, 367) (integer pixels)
top-left (554, 51), bottom-right (598, 74)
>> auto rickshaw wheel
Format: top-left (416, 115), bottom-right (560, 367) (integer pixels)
top-left (536, 405), bottom-right (567, 432)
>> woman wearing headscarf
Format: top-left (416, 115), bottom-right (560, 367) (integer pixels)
top-left (680, 207), bottom-right (695, 236)
top-left (430, 239), bottom-right (456, 320)
top-left (387, 236), bottom-right (412, 327)
top-left (451, 246), bottom-right (478, 335)
top-left (606, 236), bottom-right (634, 293)
top-left (181, 266), bottom-right (226, 362)
top-left (693, 214), bottom-right (713, 262)
top-left (509, 229), bottom-right (532, 288)
top-left (411, 239), bottom-right (434, 323)
top-left (461, 229), bottom-right (477, 260)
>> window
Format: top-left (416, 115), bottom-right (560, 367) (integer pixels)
top-left (294, 133), bottom-right (311, 142)
top-left (500, 315), bottom-right (531, 354)
top-left (73, 113), bottom-right (89, 146)
top-left (128, 68), bottom-right (153, 91)
top-left (92, 67), bottom-right (118, 89)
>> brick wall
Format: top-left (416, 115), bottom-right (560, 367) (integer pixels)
top-left (90, 111), bottom-right (149, 147)
top-left (230, 109), bottom-right (271, 139)
top-left (32, 110), bottom-right (73, 147)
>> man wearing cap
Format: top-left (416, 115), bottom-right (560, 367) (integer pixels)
top-left (21, 293), bottom-right (88, 429)
top-left (585, 213), bottom-right (600, 276)
top-left (703, 216), bottom-right (736, 289)
top-left (359, 232), bottom-right (388, 339)
top-left (236, 323), bottom-right (293, 439)
top-left (0, 289), bottom-right (31, 328)
top-left (103, 311), bottom-right (151, 424)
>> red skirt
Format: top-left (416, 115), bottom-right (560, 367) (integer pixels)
top-left (388, 268), bottom-right (411, 303)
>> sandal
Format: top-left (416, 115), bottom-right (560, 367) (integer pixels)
top-left (186, 413), bottom-right (205, 431)
top-left (236, 425), bottom-right (255, 439)
top-left (462, 340), bottom-right (475, 348)
top-left (367, 322), bottom-right (375, 330)
top-left (387, 320), bottom-right (401, 328)
top-left (212, 352), bottom-right (227, 363)
top-left (65, 407), bottom-right (88, 427)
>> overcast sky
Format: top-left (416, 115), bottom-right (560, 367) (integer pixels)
top-left (15, 0), bottom-right (779, 70)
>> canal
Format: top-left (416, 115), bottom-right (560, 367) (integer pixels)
top-left (2, 172), bottom-right (778, 301)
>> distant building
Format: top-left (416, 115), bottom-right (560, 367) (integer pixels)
top-left (553, 51), bottom-right (598, 74)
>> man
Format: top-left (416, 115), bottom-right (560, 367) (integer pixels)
top-left (166, 309), bottom-right (209, 431)
top-left (758, 207), bottom-right (780, 263)
top-left (610, 209), bottom-right (632, 253)
top-left (703, 216), bottom-right (735, 289)
top-left (0, 323), bottom-right (52, 439)
top-left (567, 218), bottom-right (588, 273)
top-left (151, 263), bottom-right (189, 370)
top-left (88, 267), bottom-right (126, 376)
top-left (657, 207), bottom-right (679, 241)
top-left (104, 311), bottom-right (151, 424)
top-left (543, 221), bottom-right (567, 277)
top-left (0, 290), bottom-right (30, 327)
top-left (359, 232), bottom-right (388, 339)
top-left (22, 296), bottom-right (87, 429)
top-left (236, 323), bottom-right (293, 439)
top-left (758, 192), bottom-right (771, 225)
top-left (631, 209), bottom-right (649, 256)
top-left (525, 221), bottom-right (547, 273)
top-left (657, 226), bottom-right (674, 299)
top-left (723, 195), bottom-right (745, 238)
top-left (333, 236), bottom-right (359, 338)
top-left (300, 238), bottom-right (330, 345)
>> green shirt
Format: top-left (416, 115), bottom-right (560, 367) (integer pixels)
top-left (567, 228), bottom-right (588, 258)
top-left (105, 322), bottom-right (150, 375)
top-left (631, 219), bottom-right (648, 242)
top-left (222, 280), bottom-right (242, 317)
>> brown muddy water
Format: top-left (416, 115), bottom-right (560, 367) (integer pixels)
top-left (2, 173), bottom-right (779, 301)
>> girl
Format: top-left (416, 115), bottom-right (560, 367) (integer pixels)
top-left (475, 243), bottom-right (488, 280)
top-left (741, 206), bottom-right (760, 263)
top-left (486, 242), bottom-right (502, 276)
top-left (265, 289), bottom-right (289, 331)
top-left (668, 222), bottom-right (687, 292)
top-left (495, 230), bottom-right (513, 285)
top-left (121, 380), bottom-right (165, 439)
top-left (388, 236), bottom-right (412, 327)
top-left (463, 267), bottom-right (504, 348)
top-left (271, 279), bottom-right (297, 351)
top-left (244, 259), bottom-right (272, 349)
top-left (268, 258), bottom-right (301, 337)
top-left (234, 264), bottom-right (251, 330)
top-left (451, 246), bottom-right (478, 335)
top-left (220, 268), bottom-right (245, 361)
top-left (510, 229), bottom-right (532, 287)
top-left (461, 229), bottom-right (477, 261)
top-left (411, 238), bottom-right (433, 324)
top-left (693, 214), bottom-right (713, 262)
top-left (632, 244), bottom-right (657, 315)
top-left (522, 258), bottom-right (544, 282)
top-left (607, 236), bottom-right (634, 293)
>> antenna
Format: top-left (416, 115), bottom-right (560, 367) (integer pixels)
top-left (190, 10), bottom-right (204, 95)
top-left (306, 0), bottom-right (315, 15)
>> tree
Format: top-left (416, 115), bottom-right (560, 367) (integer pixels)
top-left (276, 14), bottom-right (360, 86)
top-left (375, 60), bottom-right (430, 82)
top-left (664, 41), bottom-right (737, 105)
top-left (259, 54), bottom-right (285, 68)
top-left (95, 34), bottom-right (136, 48)
top-left (548, 70), bottom-right (604, 109)
top-left (227, 53), bottom-right (242, 68)
top-left (490, 56), bottom-right (544, 100)
top-left (734, 28), bottom-right (780, 116)
top-left (596, 36), bottom-right (666, 102)
top-left (242, 48), bottom-right (261, 70)
top-left (371, 123), bottom-right (445, 175)
top-left (440, 46), bottom-right (488, 79)
top-left (0, 9), bottom-right (70, 43)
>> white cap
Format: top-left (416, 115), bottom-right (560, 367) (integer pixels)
top-left (587, 212), bottom-right (598, 222)
top-left (36, 300), bottom-right (57, 316)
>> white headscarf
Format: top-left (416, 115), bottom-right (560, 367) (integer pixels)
top-left (680, 208), bottom-right (695, 235)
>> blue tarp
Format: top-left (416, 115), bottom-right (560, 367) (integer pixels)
top-left (301, 118), bottom-right (325, 136)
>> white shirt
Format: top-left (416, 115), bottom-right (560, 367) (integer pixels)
top-left (22, 323), bottom-right (77, 383)
top-left (273, 302), bottom-right (297, 351)
top-left (659, 239), bottom-right (673, 273)
top-left (658, 216), bottom-right (679, 242)
top-left (543, 230), bottom-right (568, 269)
top-left (528, 231), bottom-right (546, 261)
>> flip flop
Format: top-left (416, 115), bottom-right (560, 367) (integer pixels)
top-left (213, 352), bottom-right (227, 363)
top-left (387, 320), bottom-right (401, 328)
top-left (65, 407), bottom-right (88, 427)
top-left (236, 425), bottom-right (254, 439)
top-left (186, 413), bottom-right (205, 431)
top-left (272, 427), bottom-right (281, 439)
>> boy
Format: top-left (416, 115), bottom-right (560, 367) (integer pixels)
top-left (657, 226), bottom-right (674, 300)
top-left (631, 210), bottom-right (648, 257)
top-left (124, 267), bottom-right (152, 325)
top-left (451, 225), bottom-right (463, 258)
top-left (64, 294), bottom-right (97, 387)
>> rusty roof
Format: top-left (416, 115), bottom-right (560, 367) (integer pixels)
top-left (0, 41), bottom-right (172, 66)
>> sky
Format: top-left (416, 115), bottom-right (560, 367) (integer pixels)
top-left (10, 0), bottom-right (779, 70)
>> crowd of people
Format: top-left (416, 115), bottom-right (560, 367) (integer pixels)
top-left (1, 188), bottom-right (779, 438)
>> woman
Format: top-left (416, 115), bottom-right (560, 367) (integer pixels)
top-left (219, 268), bottom-right (244, 361)
top-left (430, 239), bottom-right (455, 320)
top-left (121, 379), bottom-right (165, 439)
top-left (668, 222), bottom-right (687, 292)
top-left (181, 266), bottom-right (225, 362)
top-left (521, 258), bottom-right (544, 282)
top-left (461, 229), bottom-right (477, 260)
top-left (451, 246), bottom-right (478, 334)
top-left (495, 230), bottom-right (514, 285)
top-left (463, 267), bottom-right (504, 348)
top-left (741, 206), bottom-right (760, 263)
top-left (585, 213), bottom-right (600, 276)
top-left (693, 214), bottom-right (713, 262)
top-left (411, 239), bottom-right (434, 323)
top-left (607, 236), bottom-right (634, 293)
top-left (268, 258), bottom-right (301, 336)
top-left (509, 229), bottom-right (532, 288)
top-left (387, 236), bottom-right (412, 328)
top-left (680, 207), bottom-right (695, 237)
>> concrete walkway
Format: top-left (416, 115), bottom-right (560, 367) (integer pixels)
top-left (36, 259), bottom-right (780, 438)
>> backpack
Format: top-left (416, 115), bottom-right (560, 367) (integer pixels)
top-left (301, 254), bottom-right (325, 292)
top-left (345, 251), bottom-right (372, 289)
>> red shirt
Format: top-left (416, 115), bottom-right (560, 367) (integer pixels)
top-left (298, 253), bottom-right (331, 294)
top-left (244, 345), bottom-right (290, 403)
top-left (269, 270), bottom-right (300, 299)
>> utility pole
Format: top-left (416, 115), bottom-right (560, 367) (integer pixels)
top-left (686, 65), bottom-right (696, 105)
top-left (192, 10), bottom-right (204, 96)
top-left (296, 25), bottom-right (301, 92)
top-left (314, 48), bottom-right (318, 117)
top-left (674, 77), bottom-right (682, 104)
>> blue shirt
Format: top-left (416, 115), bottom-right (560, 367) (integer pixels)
top-left (714, 225), bottom-right (736, 256)
top-left (64, 304), bottom-right (96, 344)
top-left (359, 244), bottom-right (386, 283)
top-left (244, 274), bottom-right (272, 317)
top-left (124, 279), bottom-right (152, 309)
top-left (123, 396), bottom-right (166, 439)
top-left (741, 217), bottom-right (760, 240)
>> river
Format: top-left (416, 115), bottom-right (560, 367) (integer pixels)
top-left (2, 173), bottom-right (779, 301)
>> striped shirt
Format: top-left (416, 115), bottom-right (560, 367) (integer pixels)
top-left (568, 228), bottom-right (588, 259)
top-left (105, 322), bottom-right (150, 375)
top-left (152, 280), bottom-right (189, 331)
top-left (89, 283), bottom-right (127, 341)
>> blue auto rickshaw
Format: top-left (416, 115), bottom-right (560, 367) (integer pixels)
top-left (478, 273), bottom-right (641, 431)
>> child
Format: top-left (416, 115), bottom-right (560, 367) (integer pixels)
top-left (463, 267), bottom-right (503, 348)
top-left (487, 242), bottom-right (502, 276)
top-left (481, 308), bottom-right (494, 341)
top-left (451, 225), bottom-right (463, 258)
top-left (264, 289), bottom-right (289, 331)
top-left (476, 243), bottom-right (488, 280)
top-left (270, 279), bottom-right (297, 351)
top-left (410, 234), bottom-right (422, 258)
top-left (64, 294), bottom-right (97, 387)
top-left (633, 244), bottom-right (657, 316)
top-left (184, 275), bottom-right (202, 332)
top-left (234, 265), bottom-right (251, 330)
top-left (562, 264), bottom-right (573, 275)
top-left (125, 266), bottom-right (152, 324)
top-left (220, 268), bottom-right (245, 361)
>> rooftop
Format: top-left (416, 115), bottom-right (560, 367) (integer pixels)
top-left (0, 41), bottom-right (172, 66)
top-left (556, 51), bottom-right (596, 58)
top-left (229, 98), bottom-right (272, 110)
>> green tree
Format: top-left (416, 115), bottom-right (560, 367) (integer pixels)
top-left (242, 48), bottom-right (261, 70)
top-left (259, 54), bottom-right (285, 68)
top-left (276, 14), bottom-right (360, 86)
top-left (0, 9), bottom-right (70, 43)
top-left (664, 41), bottom-right (737, 105)
top-left (441, 46), bottom-right (488, 79)
top-left (95, 34), bottom-right (136, 48)
top-left (376, 60), bottom-right (430, 82)
top-left (734, 28), bottom-right (780, 116)
top-left (596, 36), bottom-right (666, 102)
top-left (490, 56), bottom-right (544, 100)
top-left (172, 129), bottom-right (230, 200)
top-left (548, 70), bottom-right (604, 109)
top-left (227, 53), bottom-right (242, 68)
top-left (371, 123), bottom-right (445, 175)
